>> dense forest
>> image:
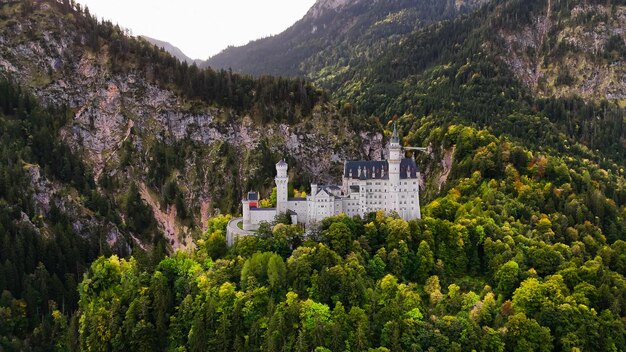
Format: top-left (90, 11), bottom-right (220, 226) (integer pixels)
top-left (1, 0), bottom-right (626, 350)
top-left (208, 0), bottom-right (626, 165)
top-left (0, 77), bottom-right (123, 349)
top-left (334, 0), bottom-right (626, 164)
top-left (75, 118), bottom-right (626, 351)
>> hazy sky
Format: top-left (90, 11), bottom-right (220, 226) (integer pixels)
top-left (76, 0), bottom-right (317, 60)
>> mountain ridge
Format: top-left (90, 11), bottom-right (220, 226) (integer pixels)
top-left (140, 35), bottom-right (201, 65)
top-left (205, 0), bottom-right (489, 77)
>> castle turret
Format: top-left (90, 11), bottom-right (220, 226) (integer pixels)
top-left (275, 160), bottom-right (289, 214)
top-left (389, 123), bottom-right (402, 162)
top-left (388, 123), bottom-right (401, 211)
top-left (242, 191), bottom-right (258, 231)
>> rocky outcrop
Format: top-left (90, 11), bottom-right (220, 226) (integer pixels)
top-left (308, 0), bottom-right (359, 19)
top-left (498, 3), bottom-right (626, 104)
top-left (25, 164), bottom-right (130, 252)
top-left (0, 1), bottom-right (380, 250)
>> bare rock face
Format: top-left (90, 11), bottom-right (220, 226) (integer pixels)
top-left (26, 165), bottom-right (57, 216)
top-left (309, 0), bottom-right (358, 19)
top-left (0, 1), bottom-right (381, 250)
top-left (25, 164), bottom-right (130, 253)
top-left (498, 3), bottom-right (626, 104)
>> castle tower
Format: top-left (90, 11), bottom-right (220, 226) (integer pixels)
top-left (388, 123), bottom-right (401, 211)
top-left (242, 191), bottom-right (258, 231)
top-left (275, 160), bottom-right (289, 213)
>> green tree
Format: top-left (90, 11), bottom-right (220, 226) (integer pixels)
top-left (504, 313), bottom-right (553, 352)
top-left (416, 240), bottom-right (434, 282)
top-left (494, 260), bottom-right (520, 298)
top-left (267, 254), bottom-right (287, 298)
top-left (270, 187), bottom-right (277, 207)
top-left (322, 222), bottom-right (353, 256)
top-left (124, 183), bottom-right (158, 241)
top-left (368, 254), bottom-right (386, 280)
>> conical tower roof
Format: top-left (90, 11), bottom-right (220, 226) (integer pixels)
top-left (391, 122), bottom-right (400, 144)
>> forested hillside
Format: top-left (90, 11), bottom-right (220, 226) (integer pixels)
top-left (75, 114), bottom-right (626, 350)
top-left (0, 0), bottom-right (381, 246)
top-left (333, 0), bottom-right (626, 117)
top-left (2, 0), bottom-right (626, 350)
top-left (0, 0), bottom-right (378, 347)
top-left (73, 0), bottom-right (626, 350)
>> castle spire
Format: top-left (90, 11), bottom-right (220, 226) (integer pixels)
top-left (391, 122), bottom-right (400, 144)
top-left (389, 122), bottom-right (402, 162)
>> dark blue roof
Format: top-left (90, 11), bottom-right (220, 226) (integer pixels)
top-left (400, 158), bottom-right (419, 179)
top-left (344, 159), bottom-right (418, 180)
top-left (247, 192), bottom-right (259, 201)
top-left (344, 160), bottom-right (389, 180)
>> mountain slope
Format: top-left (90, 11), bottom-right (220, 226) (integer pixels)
top-left (208, 0), bottom-right (626, 112)
top-left (497, 0), bottom-right (626, 103)
top-left (0, 0), bottom-right (380, 248)
top-left (0, 1), bottom-right (381, 346)
top-left (69, 0), bottom-right (626, 350)
top-left (72, 0), bottom-right (626, 342)
top-left (2, 0), bottom-right (626, 350)
top-left (205, 0), bottom-right (488, 77)
top-left (320, 0), bottom-right (626, 162)
top-left (140, 35), bottom-right (198, 64)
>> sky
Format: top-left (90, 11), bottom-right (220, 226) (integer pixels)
top-left (76, 0), bottom-right (317, 60)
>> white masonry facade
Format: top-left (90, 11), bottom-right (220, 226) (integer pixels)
top-left (242, 126), bottom-right (421, 230)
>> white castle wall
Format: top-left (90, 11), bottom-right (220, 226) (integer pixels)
top-left (288, 199), bottom-right (308, 223)
top-left (247, 209), bottom-right (277, 230)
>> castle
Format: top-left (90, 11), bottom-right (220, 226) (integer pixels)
top-left (241, 125), bottom-right (421, 230)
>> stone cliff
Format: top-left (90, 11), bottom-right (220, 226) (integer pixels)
top-left (0, 1), bottom-right (382, 251)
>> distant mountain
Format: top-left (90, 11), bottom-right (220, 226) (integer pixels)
top-left (140, 35), bottom-right (200, 64)
top-left (205, 0), bottom-right (488, 77)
